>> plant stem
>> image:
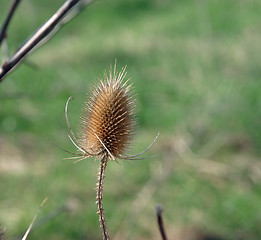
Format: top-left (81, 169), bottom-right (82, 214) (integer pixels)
top-left (0, 0), bottom-right (81, 82)
top-left (0, 0), bottom-right (21, 45)
top-left (96, 156), bottom-right (110, 240)
top-left (156, 205), bottom-right (168, 240)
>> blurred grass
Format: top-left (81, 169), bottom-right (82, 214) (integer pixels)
top-left (0, 0), bottom-right (261, 239)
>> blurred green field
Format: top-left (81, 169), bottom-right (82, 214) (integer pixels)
top-left (0, 0), bottom-right (261, 239)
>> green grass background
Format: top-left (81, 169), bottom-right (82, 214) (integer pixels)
top-left (0, 0), bottom-right (261, 239)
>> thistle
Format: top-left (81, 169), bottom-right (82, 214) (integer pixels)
top-left (63, 64), bottom-right (159, 240)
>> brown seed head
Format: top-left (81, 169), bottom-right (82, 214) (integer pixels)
top-left (79, 65), bottom-right (135, 160)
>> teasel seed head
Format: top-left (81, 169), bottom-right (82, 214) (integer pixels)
top-left (62, 63), bottom-right (159, 240)
top-left (79, 65), bottom-right (135, 160)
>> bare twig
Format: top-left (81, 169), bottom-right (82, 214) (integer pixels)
top-left (0, 0), bottom-right (92, 82)
top-left (0, 0), bottom-right (21, 45)
top-left (155, 204), bottom-right (168, 240)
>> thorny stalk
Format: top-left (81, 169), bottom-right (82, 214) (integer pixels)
top-left (96, 156), bottom-right (110, 240)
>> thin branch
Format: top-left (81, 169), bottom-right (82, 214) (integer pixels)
top-left (0, 0), bottom-right (89, 82)
top-left (155, 204), bottom-right (168, 240)
top-left (0, 0), bottom-right (21, 45)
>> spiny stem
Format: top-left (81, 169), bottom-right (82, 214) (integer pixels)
top-left (96, 156), bottom-right (110, 240)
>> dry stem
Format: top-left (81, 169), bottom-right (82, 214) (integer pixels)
top-left (0, 0), bottom-right (94, 82)
top-left (0, 0), bottom-right (21, 45)
top-left (96, 156), bottom-right (110, 240)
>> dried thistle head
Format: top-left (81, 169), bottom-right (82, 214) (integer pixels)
top-left (64, 64), bottom-right (158, 163)
top-left (79, 65), bottom-right (135, 160)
